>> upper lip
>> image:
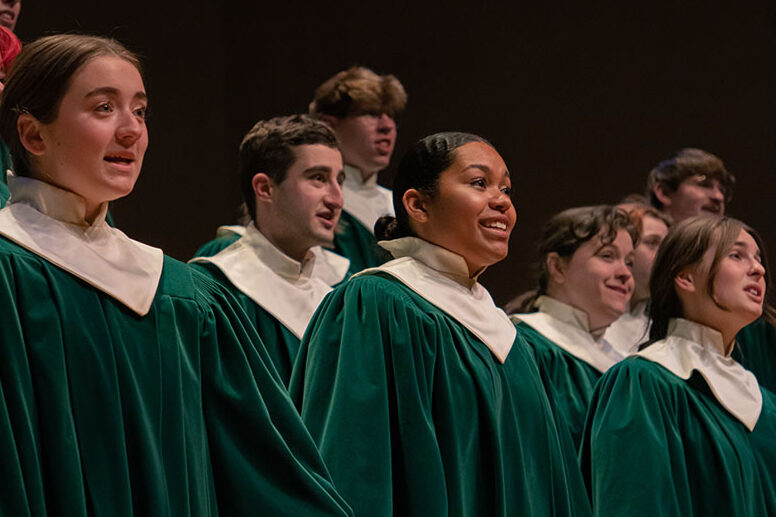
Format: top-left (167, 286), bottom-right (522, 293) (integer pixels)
top-left (0, 10), bottom-right (15, 20)
top-left (605, 283), bottom-right (630, 295)
top-left (104, 151), bottom-right (136, 162)
top-left (316, 209), bottom-right (338, 221)
top-left (744, 284), bottom-right (763, 298)
top-left (375, 138), bottom-right (392, 146)
top-left (702, 205), bottom-right (721, 214)
top-left (480, 216), bottom-right (510, 231)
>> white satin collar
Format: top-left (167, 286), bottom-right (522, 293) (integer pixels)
top-left (359, 237), bottom-right (515, 363)
top-left (213, 224), bottom-right (349, 286)
top-left (0, 174), bottom-right (163, 315)
top-left (341, 164), bottom-right (394, 234)
top-left (191, 224), bottom-right (333, 338)
top-left (513, 296), bottom-right (623, 373)
top-left (604, 299), bottom-right (651, 355)
top-left (638, 318), bottom-right (762, 431)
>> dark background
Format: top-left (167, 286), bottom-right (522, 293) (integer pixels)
top-left (19, 2), bottom-right (776, 306)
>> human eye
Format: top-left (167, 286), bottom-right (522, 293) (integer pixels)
top-left (597, 247), bottom-right (616, 262)
top-left (500, 184), bottom-right (512, 196)
top-left (470, 177), bottom-right (486, 189)
top-left (95, 101), bottom-right (113, 114)
top-left (133, 104), bottom-right (148, 121)
top-left (337, 171), bottom-right (345, 185)
top-left (309, 172), bottom-right (327, 183)
top-left (625, 255), bottom-right (634, 269)
top-left (728, 250), bottom-right (743, 260)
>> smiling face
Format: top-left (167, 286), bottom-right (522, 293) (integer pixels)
top-left (658, 174), bottom-right (726, 222)
top-left (331, 111), bottom-right (396, 179)
top-left (28, 55), bottom-right (148, 219)
top-left (412, 141), bottom-right (516, 276)
top-left (681, 229), bottom-right (765, 343)
top-left (631, 214), bottom-right (669, 302)
top-left (549, 228), bottom-right (635, 330)
top-left (255, 143), bottom-right (344, 261)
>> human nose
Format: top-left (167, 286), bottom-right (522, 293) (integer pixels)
top-left (489, 188), bottom-right (513, 213)
top-left (116, 109), bottom-right (144, 145)
top-left (376, 113), bottom-right (395, 134)
top-left (750, 259), bottom-right (766, 278)
top-left (325, 180), bottom-right (344, 210)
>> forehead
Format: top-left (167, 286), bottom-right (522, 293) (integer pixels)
top-left (449, 141), bottom-right (507, 173)
top-left (642, 214), bottom-right (669, 234)
top-left (65, 55), bottom-right (144, 97)
top-left (578, 227), bottom-right (634, 253)
top-left (289, 143), bottom-right (342, 168)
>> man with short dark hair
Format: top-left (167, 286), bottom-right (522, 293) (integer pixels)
top-left (646, 147), bottom-right (735, 222)
top-left (191, 115), bottom-right (348, 385)
top-left (310, 66), bottom-right (407, 272)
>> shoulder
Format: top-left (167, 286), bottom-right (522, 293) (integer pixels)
top-left (598, 356), bottom-right (688, 400)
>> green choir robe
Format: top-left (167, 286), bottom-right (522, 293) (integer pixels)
top-left (735, 317), bottom-right (776, 393)
top-left (516, 322), bottom-right (603, 449)
top-left (332, 210), bottom-right (390, 272)
top-left (581, 320), bottom-right (776, 516)
top-left (513, 296), bottom-right (622, 450)
top-left (290, 238), bottom-right (591, 516)
top-left (193, 261), bottom-right (301, 384)
top-left (194, 230), bottom-right (241, 258)
top-left (0, 176), bottom-right (351, 516)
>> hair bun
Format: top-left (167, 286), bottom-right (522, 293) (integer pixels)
top-left (375, 215), bottom-right (399, 241)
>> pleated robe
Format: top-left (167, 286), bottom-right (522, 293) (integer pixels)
top-left (290, 272), bottom-right (592, 516)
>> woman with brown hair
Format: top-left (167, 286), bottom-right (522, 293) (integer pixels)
top-left (581, 216), bottom-right (776, 515)
top-left (509, 205), bottom-right (638, 448)
top-left (0, 34), bottom-right (350, 515)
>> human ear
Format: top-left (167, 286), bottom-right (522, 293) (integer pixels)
top-left (674, 269), bottom-right (696, 294)
top-left (546, 252), bottom-right (566, 285)
top-left (251, 173), bottom-right (273, 203)
top-left (17, 113), bottom-right (46, 156)
top-left (653, 182), bottom-right (673, 208)
top-left (403, 188), bottom-right (428, 224)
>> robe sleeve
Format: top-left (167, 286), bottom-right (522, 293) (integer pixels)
top-left (579, 357), bottom-right (693, 517)
top-left (193, 270), bottom-right (352, 516)
top-left (289, 274), bottom-right (446, 516)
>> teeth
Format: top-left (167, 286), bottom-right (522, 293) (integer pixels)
top-left (485, 222), bottom-right (507, 230)
top-left (746, 288), bottom-right (760, 296)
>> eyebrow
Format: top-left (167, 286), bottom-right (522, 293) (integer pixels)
top-left (462, 164), bottom-right (511, 177)
top-left (85, 87), bottom-right (148, 101)
top-left (304, 166), bottom-right (333, 173)
top-left (732, 241), bottom-right (761, 255)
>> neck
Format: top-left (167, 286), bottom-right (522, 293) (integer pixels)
top-left (254, 222), bottom-right (309, 263)
top-left (348, 164), bottom-right (377, 182)
top-left (546, 288), bottom-right (616, 334)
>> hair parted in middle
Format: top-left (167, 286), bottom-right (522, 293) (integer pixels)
top-left (648, 215), bottom-right (771, 342)
top-left (374, 131), bottom-right (493, 241)
top-left (238, 114), bottom-right (339, 221)
top-left (505, 205), bottom-right (639, 314)
top-left (309, 66), bottom-right (407, 119)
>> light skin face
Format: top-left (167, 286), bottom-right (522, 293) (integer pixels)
top-left (253, 144), bottom-right (344, 262)
top-left (404, 141), bottom-right (516, 277)
top-left (18, 55), bottom-right (148, 223)
top-left (547, 229), bottom-right (635, 331)
top-left (0, 0), bottom-right (20, 31)
top-left (325, 111), bottom-right (396, 181)
top-left (676, 229), bottom-right (765, 351)
top-left (631, 214), bottom-right (669, 302)
top-left (655, 174), bottom-right (725, 222)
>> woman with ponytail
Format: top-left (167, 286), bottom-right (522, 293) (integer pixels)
top-left (290, 132), bottom-right (590, 516)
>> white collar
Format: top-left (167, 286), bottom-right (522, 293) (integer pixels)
top-left (638, 318), bottom-right (762, 431)
top-left (341, 164), bottom-right (394, 234)
top-left (191, 224), bottom-right (333, 338)
top-left (212, 223), bottom-right (349, 286)
top-left (604, 299), bottom-right (651, 355)
top-left (0, 174), bottom-right (163, 316)
top-left (359, 237), bottom-right (515, 363)
top-left (513, 296), bottom-right (623, 373)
